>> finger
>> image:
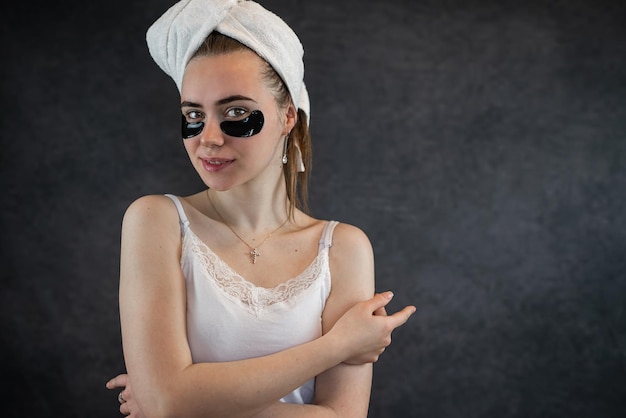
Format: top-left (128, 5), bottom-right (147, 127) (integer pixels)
top-left (106, 377), bottom-right (119, 389)
top-left (106, 373), bottom-right (129, 389)
top-left (366, 291), bottom-right (394, 312)
top-left (387, 305), bottom-right (416, 329)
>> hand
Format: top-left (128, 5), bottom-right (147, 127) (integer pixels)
top-left (329, 292), bottom-right (416, 365)
top-left (106, 373), bottom-right (146, 417)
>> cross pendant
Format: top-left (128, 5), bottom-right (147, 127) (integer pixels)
top-left (250, 248), bottom-right (260, 264)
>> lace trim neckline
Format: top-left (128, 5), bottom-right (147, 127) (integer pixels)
top-left (183, 227), bottom-right (328, 315)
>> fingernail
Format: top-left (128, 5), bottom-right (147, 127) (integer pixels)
top-left (385, 291), bottom-right (394, 299)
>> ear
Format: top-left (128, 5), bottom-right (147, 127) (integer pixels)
top-left (283, 103), bottom-right (298, 135)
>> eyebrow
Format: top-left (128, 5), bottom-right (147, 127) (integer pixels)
top-left (180, 95), bottom-right (257, 109)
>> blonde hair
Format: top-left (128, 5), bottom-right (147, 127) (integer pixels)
top-left (193, 32), bottom-right (312, 217)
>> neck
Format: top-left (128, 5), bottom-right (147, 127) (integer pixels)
top-left (207, 180), bottom-right (290, 232)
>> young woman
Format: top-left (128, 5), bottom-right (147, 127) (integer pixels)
top-left (106, 1), bottom-right (415, 417)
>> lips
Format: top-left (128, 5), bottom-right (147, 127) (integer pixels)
top-left (201, 157), bottom-right (234, 172)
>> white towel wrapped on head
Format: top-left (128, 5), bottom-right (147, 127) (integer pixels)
top-left (146, 0), bottom-right (309, 120)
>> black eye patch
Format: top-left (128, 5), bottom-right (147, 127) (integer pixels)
top-left (220, 110), bottom-right (265, 138)
top-left (182, 118), bottom-right (205, 139)
top-left (181, 110), bottom-right (265, 139)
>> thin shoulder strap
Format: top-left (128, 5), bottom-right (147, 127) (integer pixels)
top-left (164, 194), bottom-right (190, 229)
top-left (318, 220), bottom-right (339, 251)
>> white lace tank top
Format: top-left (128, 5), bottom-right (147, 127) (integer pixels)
top-left (165, 194), bottom-right (336, 404)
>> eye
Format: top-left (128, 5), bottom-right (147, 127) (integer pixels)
top-left (225, 107), bottom-right (249, 119)
top-left (185, 110), bottom-right (204, 121)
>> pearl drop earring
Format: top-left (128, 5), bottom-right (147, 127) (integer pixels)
top-left (282, 135), bottom-right (289, 165)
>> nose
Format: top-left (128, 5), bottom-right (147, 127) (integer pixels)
top-left (199, 118), bottom-right (225, 148)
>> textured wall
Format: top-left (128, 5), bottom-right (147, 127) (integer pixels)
top-left (1, 0), bottom-right (625, 417)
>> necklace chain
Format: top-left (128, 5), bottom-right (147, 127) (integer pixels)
top-left (206, 190), bottom-right (289, 264)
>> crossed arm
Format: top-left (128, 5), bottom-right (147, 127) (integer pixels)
top-left (106, 195), bottom-right (415, 418)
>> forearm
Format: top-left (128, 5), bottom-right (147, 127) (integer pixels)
top-left (252, 403), bottom-right (337, 418)
top-left (252, 363), bottom-right (373, 418)
top-left (131, 333), bottom-right (345, 418)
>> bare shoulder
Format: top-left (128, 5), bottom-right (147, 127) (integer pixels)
top-left (124, 194), bottom-right (177, 217)
top-left (330, 222), bottom-right (374, 262)
top-left (122, 194), bottom-right (181, 238)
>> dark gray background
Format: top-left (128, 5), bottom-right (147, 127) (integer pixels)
top-left (1, 0), bottom-right (625, 417)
